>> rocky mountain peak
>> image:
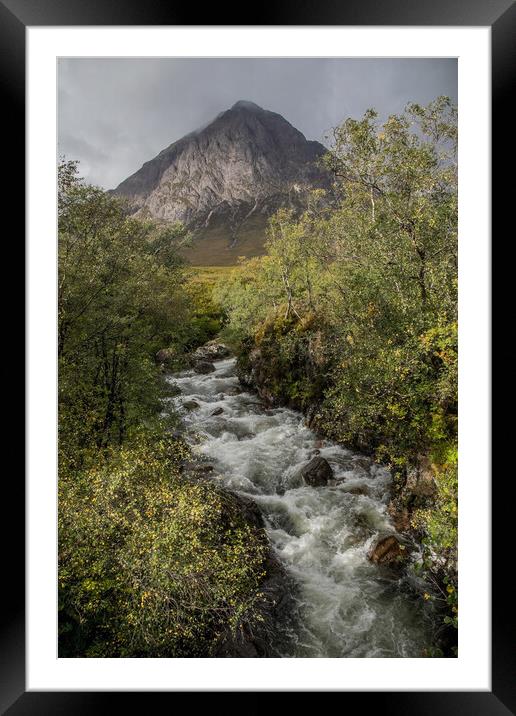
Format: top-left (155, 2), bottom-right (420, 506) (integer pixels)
top-left (230, 99), bottom-right (263, 111)
top-left (111, 101), bottom-right (329, 263)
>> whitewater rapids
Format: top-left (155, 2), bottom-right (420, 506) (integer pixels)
top-left (166, 358), bottom-right (431, 657)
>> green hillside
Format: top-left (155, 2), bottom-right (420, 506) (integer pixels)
top-left (181, 213), bottom-right (268, 266)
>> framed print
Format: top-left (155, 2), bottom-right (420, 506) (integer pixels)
top-left (2, 0), bottom-right (512, 711)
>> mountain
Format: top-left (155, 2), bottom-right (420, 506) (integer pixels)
top-left (111, 101), bottom-right (329, 265)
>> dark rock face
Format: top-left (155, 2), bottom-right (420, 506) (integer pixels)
top-left (193, 360), bottom-right (215, 374)
top-left (215, 523), bottom-right (294, 659)
top-left (388, 506), bottom-right (411, 533)
top-left (211, 407), bottom-right (224, 416)
top-left (111, 101), bottom-right (329, 257)
top-left (238, 346), bottom-right (279, 407)
top-left (236, 493), bottom-right (266, 530)
top-left (388, 455), bottom-right (437, 533)
top-left (299, 456), bottom-right (333, 486)
top-left (368, 535), bottom-right (405, 565)
top-left (405, 457), bottom-right (436, 499)
top-left (215, 549), bottom-right (294, 658)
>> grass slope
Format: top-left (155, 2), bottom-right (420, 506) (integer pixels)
top-left (181, 213), bottom-right (268, 267)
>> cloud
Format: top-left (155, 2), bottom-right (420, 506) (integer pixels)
top-left (58, 57), bottom-right (457, 189)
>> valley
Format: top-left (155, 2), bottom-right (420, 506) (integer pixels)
top-left (58, 95), bottom-right (458, 659)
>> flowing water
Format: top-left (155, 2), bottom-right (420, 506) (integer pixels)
top-left (166, 357), bottom-right (432, 657)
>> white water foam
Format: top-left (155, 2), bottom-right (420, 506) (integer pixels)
top-left (166, 358), bottom-right (431, 657)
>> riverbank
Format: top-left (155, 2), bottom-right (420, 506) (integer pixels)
top-left (231, 333), bottom-right (457, 655)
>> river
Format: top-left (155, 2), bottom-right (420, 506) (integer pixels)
top-left (166, 357), bottom-right (432, 657)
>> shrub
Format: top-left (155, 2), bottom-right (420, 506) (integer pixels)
top-left (59, 433), bottom-right (268, 657)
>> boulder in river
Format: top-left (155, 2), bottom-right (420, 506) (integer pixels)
top-left (194, 360), bottom-right (216, 374)
top-left (299, 456), bottom-right (333, 486)
top-left (193, 341), bottom-right (231, 361)
top-left (352, 456), bottom-right (373, 472)
top-left (183, 400), bottom-right (200, 411)
top-left (226, 386), bottom-right (242, 396)
top-left (368, 534), bottom-right (405, 565)
top-left (346, 485), bottom-right (370, 496)
top-left (211, 407), bottom-right (224, 416)
top-left (235, 494), bottom-right (265, 529)
top-left (237, 432), bottom-right (255, 441)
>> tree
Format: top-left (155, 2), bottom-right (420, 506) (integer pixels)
top-left (58, 160), bottom-right (190, 454)
top-left (323, 97), bottom-right (457, 325)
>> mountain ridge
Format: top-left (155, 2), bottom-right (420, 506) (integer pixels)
top-left (111, 100), bottom-right (330, 264)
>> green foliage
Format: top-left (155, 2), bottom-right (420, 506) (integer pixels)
top-left (59, 433), bottom-right (268, 657)
top-left (414, 445), bottom-right (458, 562)
top-left (58, 163), bottom-right (267, 657)
top-left (320, 319), bottom-right (458, 462)
top-left (58, 160), bottom-right (192, 455)
top-left (182, 268), bottom-right (227, 348)
top-left (213, 256), bottom-right (284, 346)
top-left (219, 98), bottom-right (458, 463)
top-left (58, 97), bottom-right (459, 655)
top-left (217, 99), bottom-right (458, 648)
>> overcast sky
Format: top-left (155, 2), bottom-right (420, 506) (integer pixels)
top-left (58, 58), bottom-right (457, 190)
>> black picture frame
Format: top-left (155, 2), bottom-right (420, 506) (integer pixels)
top-left (4, 0), bottom-right (511, 711)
